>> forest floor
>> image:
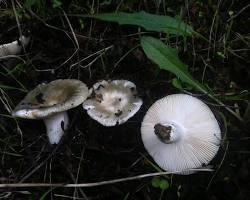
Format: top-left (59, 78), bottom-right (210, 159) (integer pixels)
top-left (0, 0), bottom-right (249, 199)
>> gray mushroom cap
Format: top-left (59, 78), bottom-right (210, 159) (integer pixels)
top-left (12, 79), bottom-right (89, 119)
top-left (83, 80), bottom-right (143, 126)
top-left (141, 94), bottom-right (221, 174)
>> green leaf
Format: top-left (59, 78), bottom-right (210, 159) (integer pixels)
top-left (89, 11), bottom-right (193, 36)
top-left (151, 177), bottom-right (161, 188)
top-left (140, 36), bottom-right (243, 121)
top-left (151, 177), bottom-right (169, 190)
top-left (24, 0), bottom-right (40, 6)
top-left (171, 78), bottom-right (183, 90)
top-left (51, 0), bottom-right (62, 8)
top-left (39, 188), bottom-right (55, 200)
top-left (140, 36), bottom-right (206, 92)
top-left (159, 179), bottom-right (169, 190)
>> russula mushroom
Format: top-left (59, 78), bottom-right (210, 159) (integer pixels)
top-left (0, 35), bottom-right (30, 57)
top-left (83, 80), bottom-right (143, 126)
top-left (12, 79), bottom-right (89, 144)
top-left (141, 94), bottom-right (221, 174)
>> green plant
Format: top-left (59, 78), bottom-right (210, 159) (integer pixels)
top-left (87, 11), bottom-right (193, 36)
top-left (51, 0), bottom-right (62, 8)
top-left (81, 11), bottom-right (242, 121)
top-left (151, 176), bottom-right (169, 200)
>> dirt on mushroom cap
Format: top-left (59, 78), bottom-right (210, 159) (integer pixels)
top-left (141, 94), bottom-right (221, 174)
top-left (83, 80), bottom-right (143, 126)
top-left (12, 79), bottom-right (89, 119)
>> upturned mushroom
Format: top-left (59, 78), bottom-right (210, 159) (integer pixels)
top-left (83, 80), bottom-right (143, 126)
top-left (12, 79), bottom-right (89, 144)
top-left (141, 94), bottom-right (221, 174)
top-left (0, 35), bottom-right (30, 58)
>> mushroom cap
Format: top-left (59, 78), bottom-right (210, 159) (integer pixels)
top-left (141, 94), bottom-right (221, 174)
top-left (12, 79), bottom-right (89, 119)
top-left (83, 80), bottom-right (143, 126)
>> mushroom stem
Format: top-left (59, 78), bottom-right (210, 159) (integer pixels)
top-left (154, 123), bottom-right (183, 143)
top-left (154, 123), bottom-right (172, 143)
top-left (43, 112), bottom-right (69, 144)
top-left (0, 36), bottom-right (30, 57)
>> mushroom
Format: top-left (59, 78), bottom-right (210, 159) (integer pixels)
top-left (0, 35), bottom-right (30, 58)
top-left (83, 80), bottom-right (143, 126)
top-left (141, 94), bottom-right (221, 174)
top-left (12, 79), bottom-right (89, 144)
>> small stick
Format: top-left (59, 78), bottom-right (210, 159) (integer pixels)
top-left (0, 169), bottom-right (213, 188)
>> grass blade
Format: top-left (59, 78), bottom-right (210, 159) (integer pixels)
top-left (0, 84), bottom-right (27, 92)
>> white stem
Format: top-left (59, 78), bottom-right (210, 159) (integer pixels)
top-left (0, 36), bottom-right (30, 57)
top-left (155, 122), bottom-right (184, 143)
top-left (167, 123), bottom-right (183, 142)
top-left (43, 112), bottom-right (69, 144)
top-left (0, 40), bottom-right (21, 57)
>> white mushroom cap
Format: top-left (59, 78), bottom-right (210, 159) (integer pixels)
top-left (0, 35), bottom-right (31, 57)
top-left (12, 79), bottom-right (88, 119)
top-left (83, 80), bottom-right (143, 126)
top-left (12, 79), bottom-right (89, 144)
top-left (141, 94), bottom-right (221, 174)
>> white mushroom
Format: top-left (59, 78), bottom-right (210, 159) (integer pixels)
top-left (12, 79), bottom-right (89, 144)
top-left (0, 35), bottom-right (30, 58)
top-left (141, 94), bottom-right (221, 174)
top-left (83, 80), bottom-right (143, 126)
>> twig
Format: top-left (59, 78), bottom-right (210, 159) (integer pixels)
top-left (111, 44), bottom-right (140, 75)
top-left (206, 141), bottom-right (229, 190)
top-left (208, 93), bottom-right (243, 121)
top-left (59, 158), bottom-right (88, 200)
top-left (0, 55), bottom-right (27, 63)
top-left (207, 7), bottom-right (217, 60)
top-left (0, 169), bottom-right (214, 188)
top-left (73, 145), bottom-right (87, 200)
top-left (54, 194), bottom-right (86, 200)
top-left (11, 0), bottom-right (23, 50)
top-left (18, 144), bottom-right (59, 183)
top-left (54, 9), bottom-right (80, 70)
top-left (11, 0), bottom-right (30, 63)
top-left (61, 9), bottom-right (79, 49)
top-left (25, 7), bottom-right (98, 41)
top-left (227, 4), bottom-right (250, 22)
top-left (206, 111), bottom-right (228, 190)
top-left (70, 45), bottom-right (113, 69)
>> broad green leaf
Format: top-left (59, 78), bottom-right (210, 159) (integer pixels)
top-left (140, 36), bottom-right (206, 93)
top-left (89, 11), bottom-right (193, 36)
top-left (140, 36), bottom-right (243, 121)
